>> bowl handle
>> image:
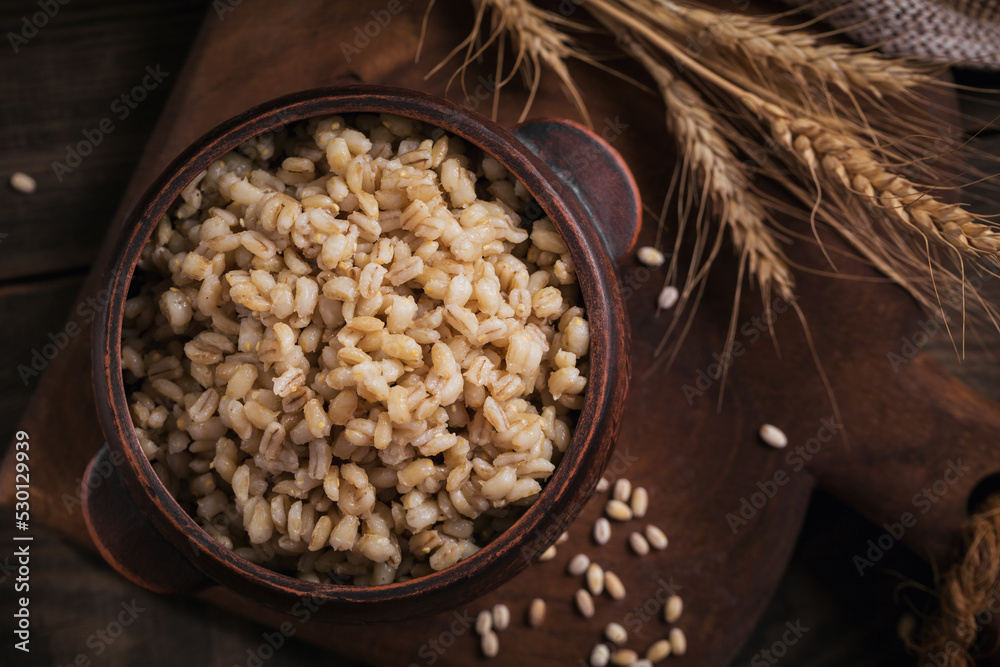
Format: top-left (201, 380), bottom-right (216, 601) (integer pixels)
top-left (81, 444), bottom-right (210, 594)
top-left (512, 118), bottom-right (641, 264)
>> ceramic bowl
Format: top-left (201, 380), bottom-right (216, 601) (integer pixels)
top-left (84, 85), bottom-right (639, 622)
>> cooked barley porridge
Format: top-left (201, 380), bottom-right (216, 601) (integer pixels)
top-left (121, 113), bottom-right (589, 585)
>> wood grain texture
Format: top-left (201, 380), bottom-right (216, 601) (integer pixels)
top-left (2, 0), bottom-right (999, 666)
top-left (0, 521), bottom-right (347, 666)
top-left (0, 0), bottom-right (207, 282)
top-left (924, 133), bottom-right (1000, 405)
top-left (0, 276), bottom-right (83, 448)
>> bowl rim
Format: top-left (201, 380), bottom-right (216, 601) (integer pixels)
top-left (92, 83), bottom-right (628, 614)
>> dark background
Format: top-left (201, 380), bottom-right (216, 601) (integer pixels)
top-left (0, 1), bottom-right (998, 665)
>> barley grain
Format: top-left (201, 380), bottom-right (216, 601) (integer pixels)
top-left (611, 648), bottom-right (639, 666)
top-left (528, 598), bottom-right (546, 627)
top-left (568, 553), bottom-right (591, 576)
top-left (594, 517), bottom-right (612, 545)
top-left (10, 172), bottom-right (36, 194)
top-left (759, 423), bottom-right (788, 448)
top-left (629, 531), bottom-right (650, 556)
top-left (606, 499), bottom-right (633, 522)
top-left (538, 544), bottom-right (558, 561)
top-left (646, 639), bottom-right (672, 662)
top-left (476, 609), bottom-right (493, 635)
top-left (645, 525), bottom-right (668, 550)
top-left (630, 486), bottom-right (648, 518)
top-left (596, 476), bottom-right (611, 493)
top-left (481, 629), bottom-right (500, 658)
top-left (605, 570), bottom-right (626, 600)
top-left (637, 246), bottom-right (666, 267)
top-left (665, 595), bottom-right (683, 623)
top-left (587, 562), bottom-right (605, 595)
top-left (669, 628), bottom-right (687, 656)
top-left (657, 286), bottom-right (679, 311)
top-left (591, 643), bottom-right (612, 667)
top-left (575, 588), bottom-right (595, 618)
top-left (613, 478), bottom-right (632, 502)
top-left (605, 622), bottom-right (628, 645)
top-left (492, 603), bottom-right (510, 631)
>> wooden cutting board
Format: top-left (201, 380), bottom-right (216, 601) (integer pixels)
top-left (5, 1), bottom-right (1000, 664)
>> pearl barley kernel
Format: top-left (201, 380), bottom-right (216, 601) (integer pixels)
top-left (587, 562), bottom-right (605, 595)
top-left (594, 517), bottom-right (612, 545)
top-left (10, 171), bottom-right (36, 194)
top-left (612, 648), bottom-right (639, 666)
top-left (538, 544), bottom-right (558, 561)
top-left (759, 423), bottom-right (788, 448)
top-left (629, 531), bottom-right (650, 556)
top-left (605, 571), bottom-right (626, 600)
top-left (645, 525), bottom-right (669, 550)
top-left (528, 598), bottom-right (546, 627)
top-left (630, 486), bottom-right (648, 518)
top-left (637, 246), bottom-right (665, 267)
top-left (476, 609), bottom-right (492, 635)
top-left (492, 603), bottom-right (510, 631)
top-left (605, 622), bottom-right (628, 645)
top-left (606, 499), bottom-right (633, 522)
top-left (613, 478), bottom-right (632, 502)
top-left (646, 639), bottom-right (672, 662)
top-left (591, 643), bottom-right (612, 667)
top-left (569, 553), bottom-right (591, 576)
top-left (669, 628), bottom-right (687, 656)
top-left (665, 595), bottom-right (683, 623)
top-left (657, 285), bottom-right (679, 310)
top-left (481, 629), bottom-right (499, 658)
top-left (575, 588), bottom-right (596, 618)
top-left (596, 476), bottom-right (611, 493)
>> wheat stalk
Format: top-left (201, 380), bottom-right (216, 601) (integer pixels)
top-left (616, 29), bottom-right (794, 305)
top-left (647, 0), bottom-right (930, 100)
top-left (435, 0), bottom-right (1000, 363)
top-left (611, 28), bottom-right (797, 383)
top-left (587, 0), bottom-right (1000, 268)
top-left (743, 96), bottom-right (1000, 259)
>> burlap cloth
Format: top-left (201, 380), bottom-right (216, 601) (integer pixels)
top-left (784, 0), bottom-right (1000, 69)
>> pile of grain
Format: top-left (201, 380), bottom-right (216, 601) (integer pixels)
top-left (121, 113), bottom-right (588, 585)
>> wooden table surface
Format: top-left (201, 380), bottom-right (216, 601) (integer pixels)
top-left (1, 1), bottom-right (998, 665)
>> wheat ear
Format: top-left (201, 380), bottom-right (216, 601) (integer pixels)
top-left (650, 0), bottom-right (930, 99)
top-left (617, 30), bottom-right (795, 304)
top-left (746, 97), bottom-right (1000, 261)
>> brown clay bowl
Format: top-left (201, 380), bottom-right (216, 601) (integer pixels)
top-left (84, 85), bottom-right (641, 622)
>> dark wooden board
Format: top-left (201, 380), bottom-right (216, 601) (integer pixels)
top-left (0, 0), bottom-right (207, 282)
top-left (3, 1), bottom-right (1000, 666)
top-left (0, 277), bottom-right (84, 448)
top-left (0, 520), bottom-right (344, 666)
